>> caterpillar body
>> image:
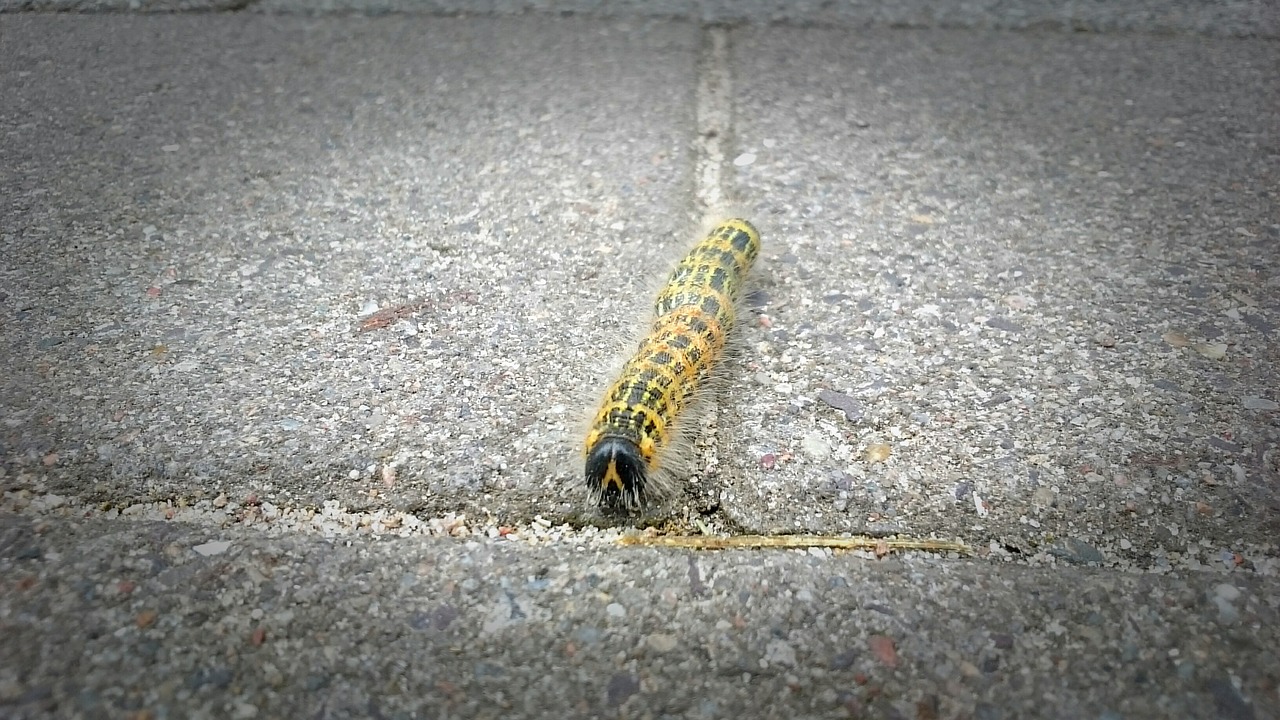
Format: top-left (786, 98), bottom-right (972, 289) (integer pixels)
top-left (584, 218), bottom-right (761, 509)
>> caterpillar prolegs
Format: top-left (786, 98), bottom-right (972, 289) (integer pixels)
top-left (584, 219), bottom-right (761, 509)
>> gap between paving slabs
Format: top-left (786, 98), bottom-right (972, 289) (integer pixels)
top-left (4, 484), bottom-right (1277, 587)
top-left (1, 485), bottom-right (978, 562)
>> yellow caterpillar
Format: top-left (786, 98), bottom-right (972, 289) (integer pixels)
top-left (584, 218), bottom-right (761, 509)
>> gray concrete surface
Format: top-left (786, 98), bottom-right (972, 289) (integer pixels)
top-left (724, 26), bottom-right (1280, 568)
top-left (2, 6), bottom-right (1279, 719)
top-left (2, 514), bottom-right (1278, 719)
top-left (2, 12), bottom-right (698, 521)
top-left (2, 0), bottom-right (1277, 39)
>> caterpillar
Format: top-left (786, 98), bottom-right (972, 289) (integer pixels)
top-left (583, 218), bottom-right (761, 509)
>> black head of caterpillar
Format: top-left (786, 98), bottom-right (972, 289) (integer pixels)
top-left (584, 218), bottom-right (760, 510)
top-left (583, 435), bottom-right (648, 508)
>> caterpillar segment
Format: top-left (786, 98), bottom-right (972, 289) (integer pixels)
top-left (584, 219), bottom-right (760, 509)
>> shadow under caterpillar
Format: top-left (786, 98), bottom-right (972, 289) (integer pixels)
top-left (583, 218), bottom-right (761, 509)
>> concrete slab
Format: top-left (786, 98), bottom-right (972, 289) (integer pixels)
top-left (1, 12), bottom-right (700, 520)
top-left (1, 513), bottom-right (1277, 719)
top-left (3, 7), bottom-right (1278, 558)
top-left (723, 25), bottom-right (1280, 571)
top-left (2, 10), bottom-right (1279, 719)
top-left (4, 1), bottom-right (1276, 39)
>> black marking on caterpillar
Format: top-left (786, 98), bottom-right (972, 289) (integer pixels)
top-left (583, 218), bottom-right (760, 509)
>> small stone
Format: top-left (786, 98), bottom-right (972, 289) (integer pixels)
top-left (1243, 397), bottom-right (1278, 411)
top-left (1048, 538), bottom-right (1105, 565)
top-left (1162, 331), bottom-right (1190, 348)
top-left (606, 603), bottom-right (626, 618)
top-left (606, 673), bottom-right (640, 707)
top-left (764, 639), bottom-right (797, 667)
top-left (1031, 487), bottom-right (1056, 509)
top-left (817, 389), bottom-right (863, 423)
top-left (732, 152), bottom-right (757, 167)
top-left (193, 540), bottom-right (231, 557)
top-left (646, 633), bottom-right (678, 653)
top-left (1003, 294), bottom-right (1032, 310)
top-left (1214, 597), bottom-right (1240, 624)
top-left (985, 317), bottom-right (1023, 333)
top-left (972, 491), bottom-right (989, 517)
top-left (1192, 342), bottom-right (1227, 359)
top-left (1206, 678), bottom-right (1252, 718)
top-left (865, 443), bottom-right (891, 463)
top-left (1214, 583), bottom-right (1241, 602)
top-left (802, 432), bottom-right (831, 459)
top-left (868, 635), bottom-right (898, 668)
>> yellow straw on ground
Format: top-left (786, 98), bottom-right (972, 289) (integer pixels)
top-left (620, 534), bottom-right (971, 554)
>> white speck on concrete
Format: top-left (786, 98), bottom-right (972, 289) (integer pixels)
top-left (764, 639), bottom-right (797, 666)
top-left (646, 633), bottom-right (678, 653)
top-left (1214, 583), bottom-right (1241, 601)
top-left (973, 491), bottom-right (988, 517)
top-left (193, 540), bottom-right (231, 556)
top-left (1243, 396), bottom-right (1278, 411)
top-left (801, 432), bottom-right (831, 459)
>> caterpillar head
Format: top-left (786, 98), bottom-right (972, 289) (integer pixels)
top-left (584, 435), bottom-right (647, 509)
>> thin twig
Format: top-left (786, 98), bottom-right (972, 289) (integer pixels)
top-left (619, 533), bottom-right (971, 555)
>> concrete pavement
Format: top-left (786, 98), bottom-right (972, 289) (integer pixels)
top-left (1, 5), bottom-right (1278, 719)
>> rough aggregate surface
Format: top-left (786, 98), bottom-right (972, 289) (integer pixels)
top-left (724, 26), bottom-right (1280, 573)
top-left (1, 12), bottom-right (697, 520)
top-left (2, 514), bottom-right (1278, 720)
top-left (2, 8), bottom-right (1279, 719)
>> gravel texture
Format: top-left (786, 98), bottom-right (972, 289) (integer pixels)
top-left (2, 9), bottom-right (1279, 718)
top-left (3, 1), bottom-right (1275, 39)
top-left (1, 12), bottom-right (699, 522)
top-left (2, 513), bottom-right (1278, 720)
top-left (5, 15), bottom-right (1275, 576)
top-left (724, 25), bottom-right (1280, 573)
